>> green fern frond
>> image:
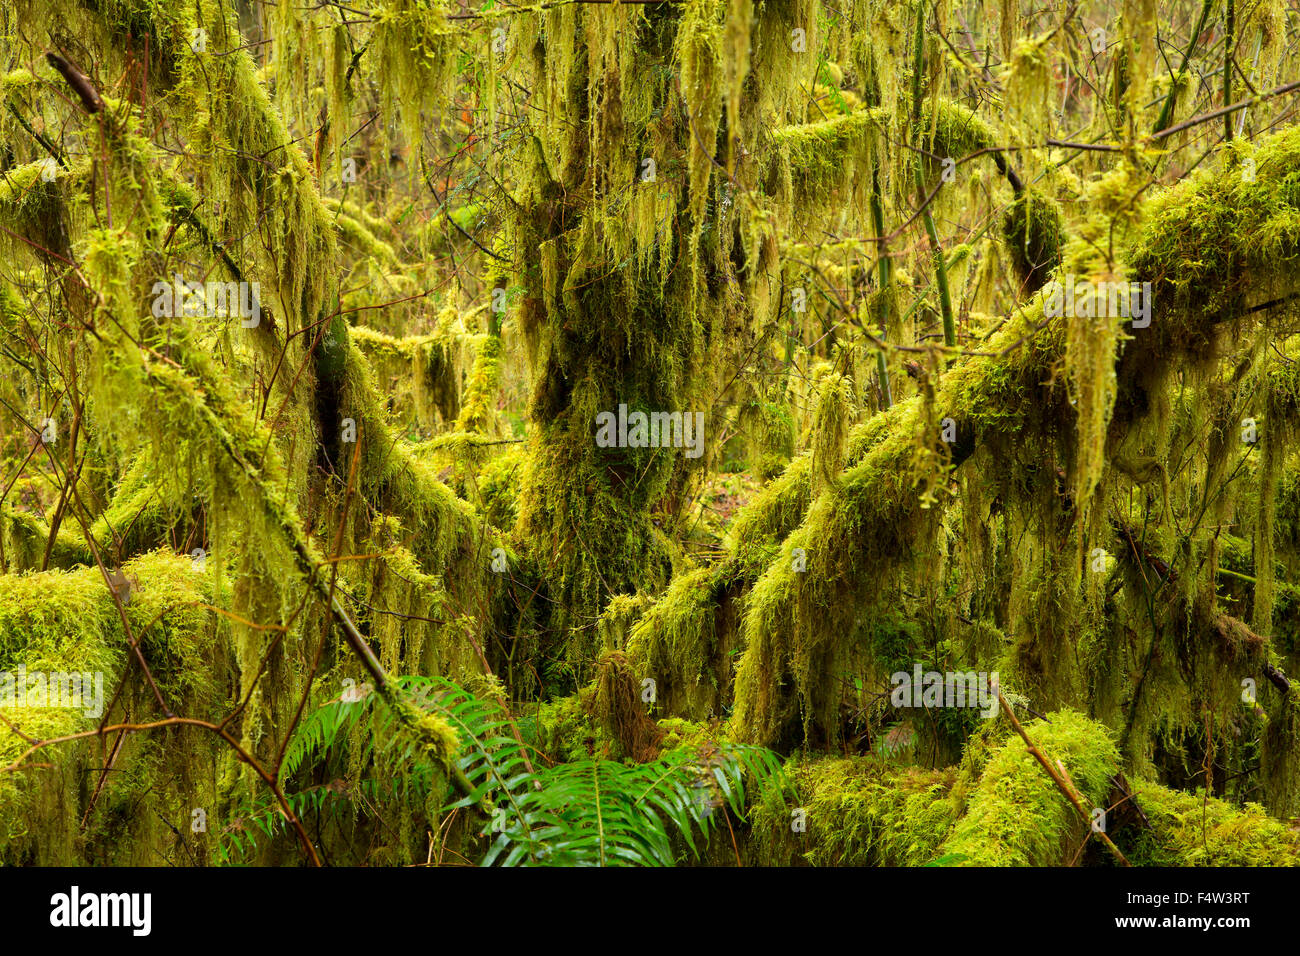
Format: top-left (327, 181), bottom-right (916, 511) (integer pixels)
top-left (401, 678), bottom-right (785, 866)
top-left (278, 683), bottom-right (381, 783)
top-left (264, 674), bottom-right (786, 867)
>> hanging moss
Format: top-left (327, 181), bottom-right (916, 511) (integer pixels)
top-left (369, 0), bottom-right (457, 165)
top-left (625, 568), bottom-right (732, 720)
top-left (767, 108), bottom-right (887, 215)
top-left (0, 159), bottom-right (71, 262)
top-left (676, 0), bottom-right (728, 235)
top-left (350, 315), bottom-right (473, 430)
top-left (725, 455), bottom-right (812, 578)
top-left (730, 300), bottom-right (1066, 747)
top-left (1001, 188), bottom-right (1065, 293)
top-left (1003, 33), bottom-right (1052, 144)
top-left (1260, 690), bottom-right (1300, 818)
top-left (1254, 359), bottom-right (1300, 633)
top-left (593, 651), bottom-right (664, 761)
top-left (807, 364), bottom-right (858, 497)
top-left (454, 334), bottom-right (505, 437)
top-left (730, 119), bottom-right (1300, 751)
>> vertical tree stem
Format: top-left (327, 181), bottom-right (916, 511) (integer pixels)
top-left (1153, 0), bottom-right (1215, 135)
top-left (911, 0), bottom-right (957, 353)
top-left (1224, 0), bottom-right (1234, 142)
top-left (870, 165), bottom-right (893, 409)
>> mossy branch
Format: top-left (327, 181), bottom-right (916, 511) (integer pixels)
top-left (730, 119), bottom-right (1300, 748)
top-left (997, 690), bottom-right (1130, 866)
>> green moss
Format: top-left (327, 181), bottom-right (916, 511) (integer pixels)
top-left (10, 0), bottom-right (1300, 870)
top-left (749, 756), bottom-right (957, 866)
top-left (725, 456), bottom-right (811, 578)
top-left (941, 710), bottom-right (1120, 866)
top-left (1, 68), bottom-right (37, 93)
top-left (0, 568), bottom-right (125, 678)
top-left (1003, 33), bottom-right (1052, 141)
top-left (370, 0), bottom-right (456, 150)
top-left (656, 716), bottom-right (714, 750)
top-left (350, 312), bottom-right (473, 430)
top-left (0, 159), bottom-right (71, 261)
top-left (768, 108), bottom-right (887, 213)
top-left (0, 552), bottom-right (221, 864)
top-left (1126, 782), bottom-right (1300, 866)
top-left (0, 506), bottom-right (88, 571)
top-left (392, 697), bottom-right (460, 770)
top-left (1126, 124), bottom-right (1300, 329)
top-left (455, 334), bottom-right (504, 436)
top-left (331, 210), bottom-right (398, 266)
top-left (729, 118), bottom-right (1300, 750)
top-left (914, 97), bottom-right (997, 160)
top-left (474, 446), bottom-right (525, 531)
top-left (625, 568), bottom-right (727, 720)
top-left (526, 691), bottom-right (605, 762)
top-left (335, 337), bottom-right (501, 608)
top-left (1001, 188), bottom-right (1065, 292)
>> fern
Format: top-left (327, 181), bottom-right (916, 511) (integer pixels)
top-left (278, 683), bottom-right (381, 783)
top-left (399, 676), bottom-right (784, 866)
top-left (478, 743), bottom-right (783, 867)
top-left (253, 674), bottom-right (786, 867)
top-left (218, 682), bottom-right (435, 864)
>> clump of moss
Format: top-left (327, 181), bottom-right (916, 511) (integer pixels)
top-left (594, 651), bottom-right (664, 762)
top-left (455, 334), bottom-right (504, 437)
top-left (1001, 188), bottom-right (1065, 293)
top-left (525, 691), bottom-right (603, 762)
top-left (1125, 781), bottom-right (1300, 866)
top-left (941, 710), bottom-right (1120, 865)
top-left (475, 446), bottom-right (525, 532)
top-left (0, 159), bottom-right (71, 263)
top-left (724, 456), bottom-right (811, 579)
top-left (1003, 33), bottom-right (1052, 142)
top-left (1126, 124), bottom-right (1300, 330)
top-left (656, 716), bottom-right (714, 750)
top-left (391, 696), bottom-right (460, 770)
top-left (0, 506), bottom-right (88, 572)
top-left (767, 108), bottom-right (887, 215)
top-left (0, 551), bottom-right (222, 864)
top-left (749, 756), bottom-right (957, 866)
top-left (625, 568), bottom-right (729, 721)
top-left (914, 97), bottom-right (997, 164)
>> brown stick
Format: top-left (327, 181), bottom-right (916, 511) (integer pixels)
top-left (45, 52), bottom-right (103, 114)
top-left (1263, 661), bottom-right (1291, 694)
top-left (1152, 79), bottom-right (1300, 142)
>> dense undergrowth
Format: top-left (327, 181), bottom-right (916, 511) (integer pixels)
top-left (1, 0), bottom-right (1298, 866)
